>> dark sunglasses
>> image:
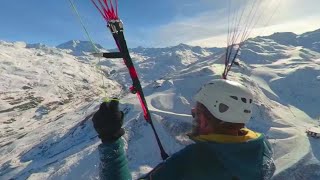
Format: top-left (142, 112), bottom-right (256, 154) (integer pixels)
top-left (191, 110), bottom-right (195, 118)
top-left (191, 107), bottom-right (205, 118)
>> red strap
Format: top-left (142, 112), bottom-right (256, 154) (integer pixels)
top-left (91, 0), bottom-right (168, 160)
top-left (128, 66), bottom-right (138, 79)
top-left (136, 91), bottom-right (149, 122)
top-left (91, 0), bottom-right (118, 21)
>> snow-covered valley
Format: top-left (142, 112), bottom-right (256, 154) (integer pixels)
top-left (1, 29), bottom-right (320, 179)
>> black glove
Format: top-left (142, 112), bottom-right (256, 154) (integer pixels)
top-left (92, 99), bottom-right (125, 143)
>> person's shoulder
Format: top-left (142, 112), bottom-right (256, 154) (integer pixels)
top-left (177, 142), bottom-right (214, 158)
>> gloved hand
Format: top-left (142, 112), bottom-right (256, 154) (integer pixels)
top-left (92, 99), bottom-right (125, 143)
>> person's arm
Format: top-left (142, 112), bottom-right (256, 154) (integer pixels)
top-left (262, 139), bottom-right (276, 180)
top-left (97, 139), bottom-right (191, 180)
top-left (138, 145), bottom-right (197, 180)
top-left (98, 138), bottom-right (131, 180)
top-left (92, 99), bottom-right (132, 180)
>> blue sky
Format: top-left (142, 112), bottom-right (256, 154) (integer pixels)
top-left (1, 0), bottom-right (320, 48)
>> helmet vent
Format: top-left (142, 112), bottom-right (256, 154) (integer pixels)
top-left (244, 110), bottom-right (251, 113)
top-left (219, 103), bottom-right (229, 113)
top-left (249, 99), bottom-right (252, 104)
top-left (241, 98), bottom-right (247, 103)
top-left (230, 96), bottom-right (238, 100)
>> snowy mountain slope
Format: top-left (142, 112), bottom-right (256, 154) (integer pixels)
top-left (57, 42), bottom-right (223, 86)
top-left (0, 41), bottom-right (121, 179)
top-left (253, 28), bottom-right (320, 53)
top-left (104, 44), bottom-right (222, 87)
top-left (264, 32), bottom-right (298, 47)
top-left (1, 27), bottom-right (320, 180)
top-left (298, 29), bottom-right (320, 52)
top-left (247, 46), bottom-right (320, 119)
top-left (239, 38), bottom-right (292, 64)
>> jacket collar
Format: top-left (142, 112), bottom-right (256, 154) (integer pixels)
top-left (189, 128), bottom-right (261, 143)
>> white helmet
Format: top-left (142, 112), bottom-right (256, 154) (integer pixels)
top-left (194, 79), bottom-right (253, 124)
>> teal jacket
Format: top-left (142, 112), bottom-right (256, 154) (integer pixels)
top-left (98, 128), bottom-right (275, 180)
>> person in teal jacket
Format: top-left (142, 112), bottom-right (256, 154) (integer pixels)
top-left (92, 79), bottom-right (276, 180)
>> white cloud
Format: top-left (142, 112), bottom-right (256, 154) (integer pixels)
top-left (149, 9), bottom-right (229, 47)
top-left (189, 15), bottom-right (320, 47)
top-left (147, 0), bottom-right (320, 47)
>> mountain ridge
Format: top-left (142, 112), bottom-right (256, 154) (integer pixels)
top-left (55, 28), bottom-right (320, 55)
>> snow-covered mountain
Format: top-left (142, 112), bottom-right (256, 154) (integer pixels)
top-left (0, 41), bottom-right (121, 179)
top-left (253, 29), bottom-right (320, 53)
top-left (57, 42), bottom-right (222, 86)
top-left (56, 40), bottom-right (106, 56)
top-left (298, 29), bottom-right (320, 52)
top-left (1, 28), bottom-right (320, 179)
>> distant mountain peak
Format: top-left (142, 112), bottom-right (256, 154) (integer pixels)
top-left (297, 28), bottom-right (320, 52)
top-left (56, 40), bottom-right (105, 56)
top-left (299, 28), bottom-right (320, 37)
top-left (173, 43), bottom-right (192, 49)
top-left (258, 32), bottom-right (298, 46)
